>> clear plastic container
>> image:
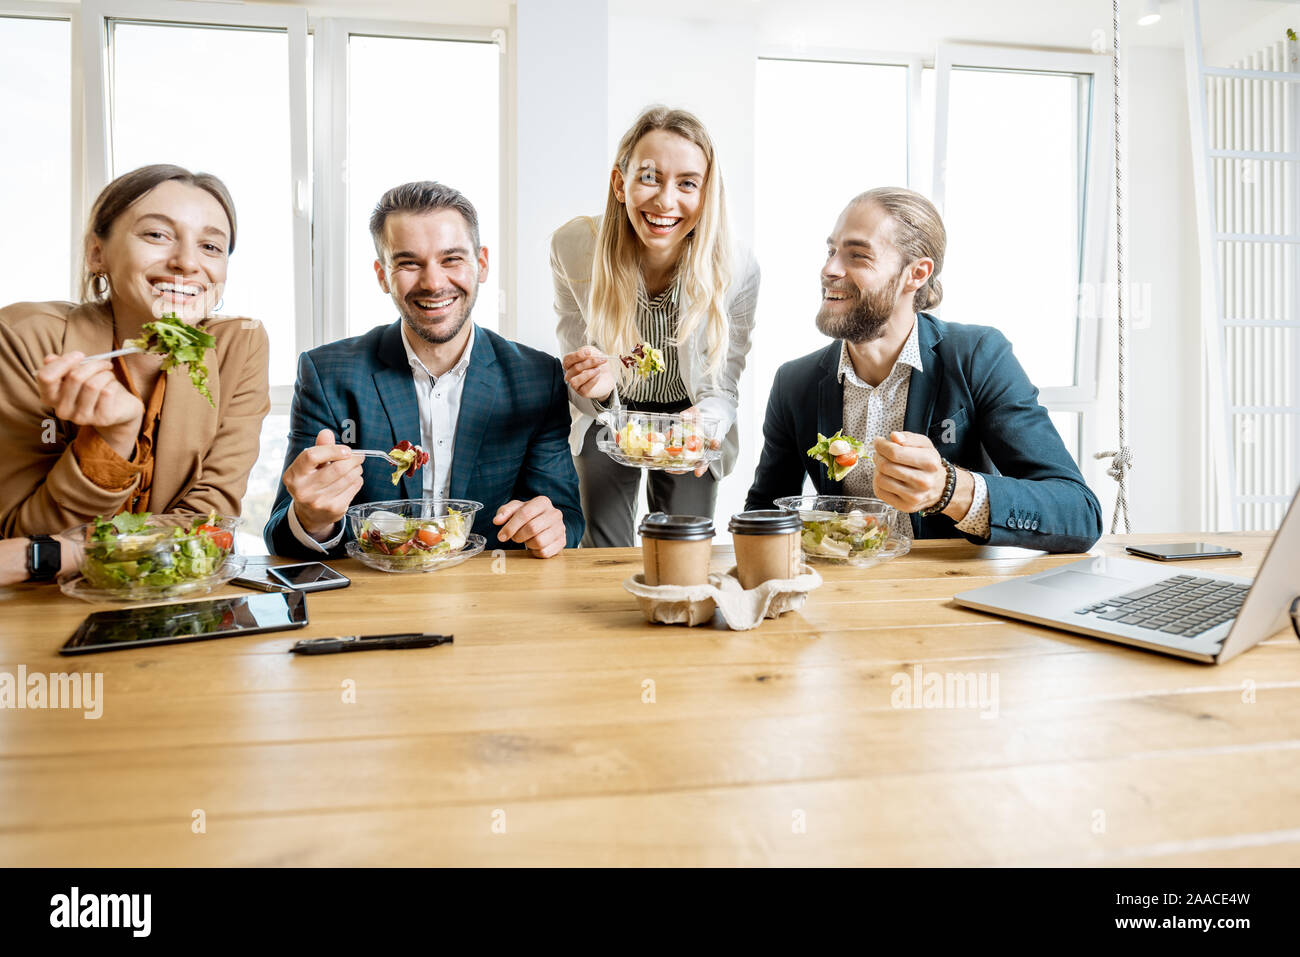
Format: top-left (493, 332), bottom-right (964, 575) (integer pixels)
top-left (346, 498), bottom-right (485, 573)
top-left (774, 495), bottom-right (910, 567)
top-left (59, 513), bottom-right (243, 602)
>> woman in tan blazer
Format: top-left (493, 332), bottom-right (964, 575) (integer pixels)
top-left (0, 164), bottom-right (270, 538)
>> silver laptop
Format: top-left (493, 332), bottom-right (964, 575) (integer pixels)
top-left (954, 486), bottom-right (1300, 663)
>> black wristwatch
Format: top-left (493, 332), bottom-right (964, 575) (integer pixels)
top-left (26, 535), bottom-right (61, 582)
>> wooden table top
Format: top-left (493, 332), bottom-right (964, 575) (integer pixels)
top-left (1, 533), bottom-right (1297, 867)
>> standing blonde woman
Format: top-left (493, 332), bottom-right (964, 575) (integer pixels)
top-left (552, 106), bottom-right (760, 547)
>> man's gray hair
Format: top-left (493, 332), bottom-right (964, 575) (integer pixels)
top-left (369, 181), bottom-right (480, 258)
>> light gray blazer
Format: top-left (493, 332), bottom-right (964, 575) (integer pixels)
top-left (549, 214), bottom-right (760, 479)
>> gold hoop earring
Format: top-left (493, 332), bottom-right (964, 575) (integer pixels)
top-left (92, 273), bottom-right (109, 300)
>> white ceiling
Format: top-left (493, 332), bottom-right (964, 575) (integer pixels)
top-left (611, 0), bottom-right (1293, 54)
top-left (25, 0), bottom-right (1297, 53)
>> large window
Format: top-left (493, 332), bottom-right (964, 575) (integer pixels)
top-left (937, 67), bottom-right (1087, 388)
top-left (733, 56), bottom-right (913, 517)
top-left (745, 47), bottom-right (1108, 528)
top-left (0, 15), bottom-right (72, 305)
top-left (345, 34), bottom-right (501, 339)
top-left (753, 58), bottom-right (910, 378)
top-left (933, 45), bottom-right (1111, 405)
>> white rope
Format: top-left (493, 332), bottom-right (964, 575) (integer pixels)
top-left (1095, 0), bottom-right (1134, 535)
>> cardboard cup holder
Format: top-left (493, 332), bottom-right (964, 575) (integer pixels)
top-left (623, 564), bottom-right (823, 630)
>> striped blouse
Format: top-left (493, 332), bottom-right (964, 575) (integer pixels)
top-left (622, 274), bottom-right (691, 404)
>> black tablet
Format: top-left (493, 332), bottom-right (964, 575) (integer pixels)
top-left (60, 590), bottom-right (309, 655)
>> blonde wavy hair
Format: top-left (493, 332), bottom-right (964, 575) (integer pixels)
top-left (589, 106), bottom-right (732, 380)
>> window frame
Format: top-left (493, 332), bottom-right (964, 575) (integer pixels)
top-left (932, 43), bottom-right (1113, 409)
top-left (756, 45), bottom-right (926, 191)
top-left (1, 2), bottom-right (83, 300)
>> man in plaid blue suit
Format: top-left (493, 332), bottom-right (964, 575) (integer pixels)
top-left (264, 182), bottom-right (583, 559)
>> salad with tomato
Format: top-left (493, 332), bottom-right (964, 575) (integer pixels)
top-left (79, 511), bottom-right (235, 592)
top-left (807, 430), bottom-right (869, 482)
top-left (800, 508), bottom-right (890, 561)
top-left (613, 419), bottom-right (709, 468)
top-left (356, 507), bottom-right (469, 568)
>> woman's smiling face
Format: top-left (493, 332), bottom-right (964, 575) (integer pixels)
top-left (613, 128), bottom-right (708, 260)
top-left (87, 179), bottom-right (231, 324)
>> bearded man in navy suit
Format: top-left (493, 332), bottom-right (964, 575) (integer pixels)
top-left (265, 181), bottom-right (583, 559)
top-left (746, 187), bottom-right (1102, 553)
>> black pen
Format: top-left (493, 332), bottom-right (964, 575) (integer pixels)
top-left (289, 633), bottom-right (453, 655)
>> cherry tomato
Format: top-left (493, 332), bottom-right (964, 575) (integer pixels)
top-left (416, 527), bottom-right (443, 547)
top-left (684, 436), bottom-right (703, 452)
top-left (834, 452), bottom-right (858, 467)
top-left (196, 524), bottom-right (233, 550)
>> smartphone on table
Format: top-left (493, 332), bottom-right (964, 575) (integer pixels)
top-left (1124, 543), bottom-right (1243, 562)
top-left (265, 562), bottom-right (351, 592)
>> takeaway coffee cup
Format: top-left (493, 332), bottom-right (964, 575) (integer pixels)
top-left (639, 513), bottom-right (715, 586)
top-left (728, 510), bottom-right (804, 590)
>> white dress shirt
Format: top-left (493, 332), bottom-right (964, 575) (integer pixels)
top-left (288, 323), bottom-right (476, 552)
top-left (837, 320), bottom-right (990, 540)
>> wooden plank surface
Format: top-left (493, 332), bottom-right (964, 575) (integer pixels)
top-left (1, 533), bottom-right (1296, 866)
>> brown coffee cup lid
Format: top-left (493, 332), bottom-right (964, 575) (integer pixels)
top-left (728, 509), bottom-right (804, 535)
top-left (639, 513), bottom-right (716, 541)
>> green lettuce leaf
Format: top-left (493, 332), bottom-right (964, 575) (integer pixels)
top-left (129, 313), bottom-right (217, 406)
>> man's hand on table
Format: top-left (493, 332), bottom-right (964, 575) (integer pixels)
top-left (493, 496), bottom-right (566, 558)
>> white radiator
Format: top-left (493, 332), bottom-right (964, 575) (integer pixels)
top-left (1200, 35), bottom-right (1299, 531)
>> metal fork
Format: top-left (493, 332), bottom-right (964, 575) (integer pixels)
top-left (79, 345), bottom-right (144, 364)
top-left (351, 449), bottom-right (407, 466)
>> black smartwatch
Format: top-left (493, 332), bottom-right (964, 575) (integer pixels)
top-left (26, 535), bottom-right (61, 582)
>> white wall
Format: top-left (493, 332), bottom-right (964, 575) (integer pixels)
top-left (1205, 0), bottom-right (1299, 67)
top-left (1087, 45), bottom-right (1203, 534)
top-left (606, 15), bottom-right (757, 248)
top-left (513, 0), bottom-right (609, 351)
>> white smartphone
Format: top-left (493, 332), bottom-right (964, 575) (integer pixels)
top-left (266, 562), bottom-right (351, 592)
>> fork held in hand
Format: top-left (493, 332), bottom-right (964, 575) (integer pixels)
top-left (351, 449), bottom-right (405, 466)
top-left (79, 345), bottom-right (143, 364)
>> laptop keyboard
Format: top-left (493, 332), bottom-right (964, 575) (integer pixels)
top-left (1074, 574), bottom-right (1249, 638)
